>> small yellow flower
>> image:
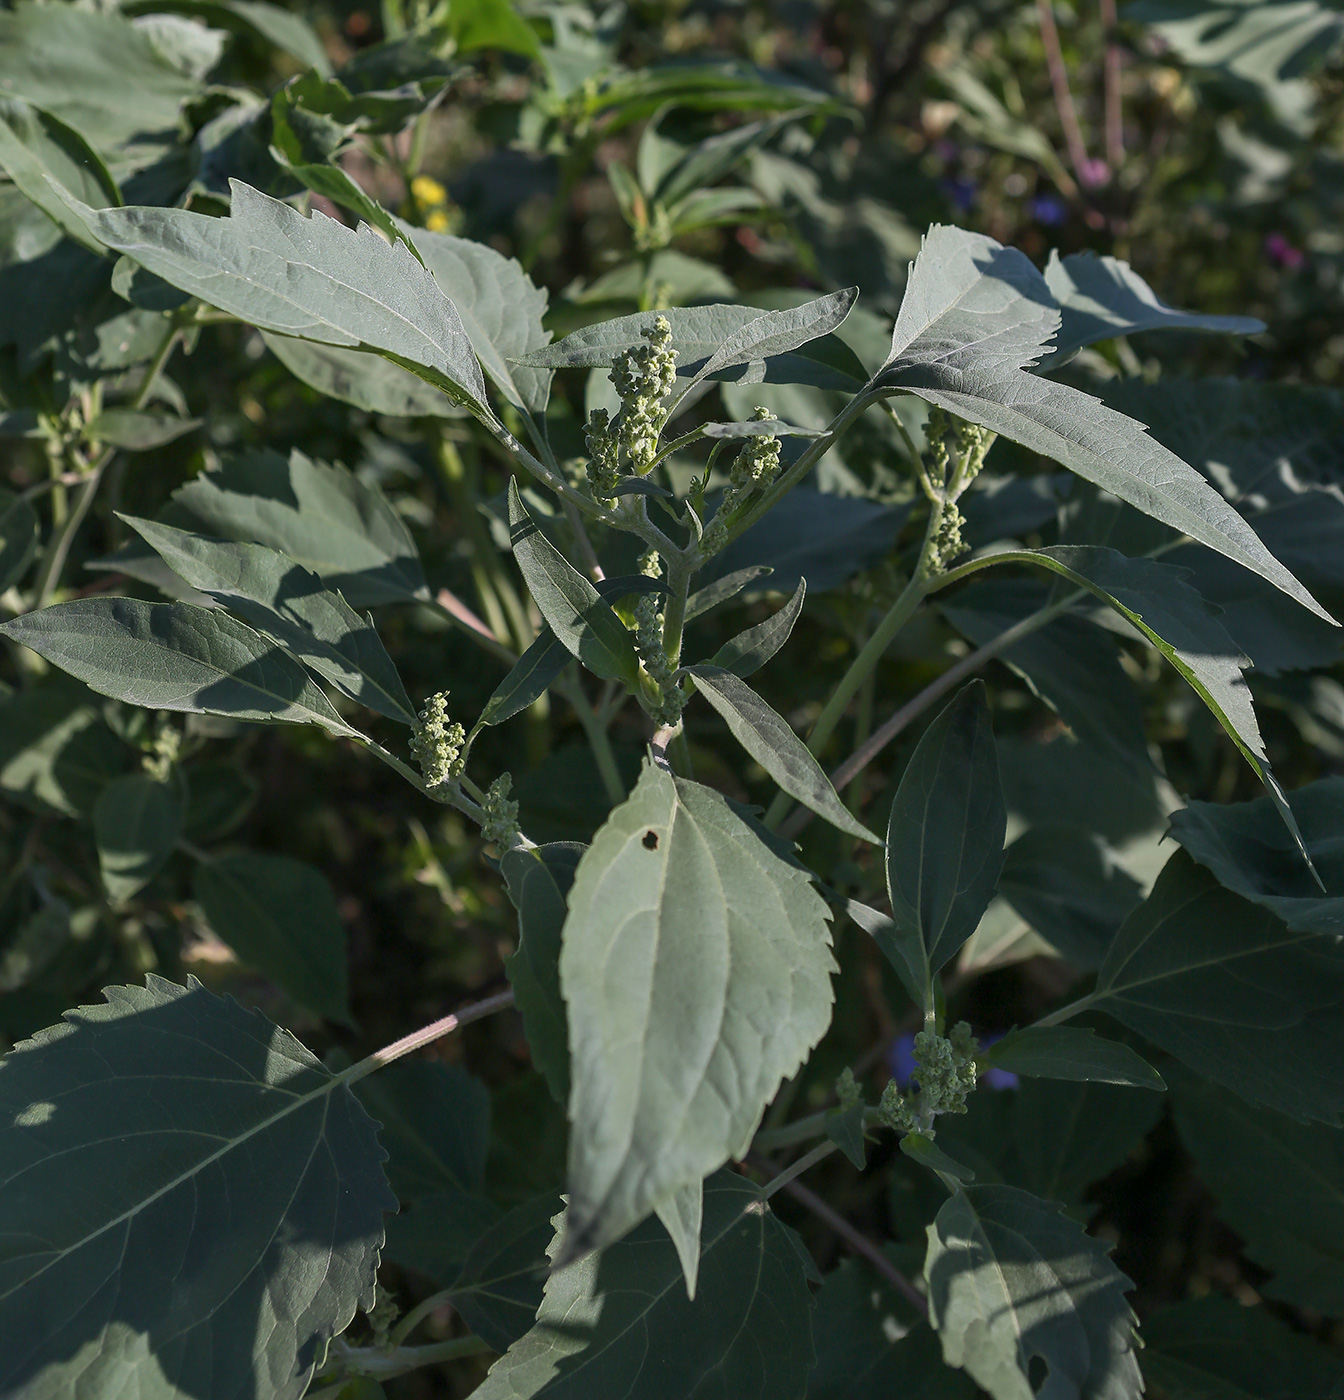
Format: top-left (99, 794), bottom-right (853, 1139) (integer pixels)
top-left (424, 209), bottom-right (451, 233)
top-left (410, 175), bottom-right (447, 206)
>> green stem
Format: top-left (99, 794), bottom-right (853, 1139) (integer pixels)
top-left (324, 1334), bottom-right (492, 1382)
top-left (576, 693), bottom-right (627, 805)
top-left (753, 1109), bottom-right (830, 1152)
top-left (1034, 992), bottom-right (1099, 1027)
top-left (340, 988), bottom-right (516, 1086)
top-left (758, 1139), bottom-right (838, 1199)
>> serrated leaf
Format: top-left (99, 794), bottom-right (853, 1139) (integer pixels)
top-left (474, 1172), bottom-right (816, 1400)
top-left (0, 599), bottom-right (357, 735)
top-left (0, 976), bottom-right (393, 1400)
top-left (924, 1185), bottom-right (1141, 1400)
top-left (1171, 1074), bottom-right (1344, 1315)
top-left (708, 578), bottom-right (806, 677)
top-left (501, 843), bottom-right (580, 1103)
top-left (194, 852), bottom-right (350, 1022)
top-left (93, 772), bottom-right (183, 903)
top-left (507, 480), bottom-right (638, 684)
top-left (449, 1193), bottom-right (559, 1353)
top-left (1091, 848), bottom-right (1344, 1124)
top-left (477, 629), bottom-right (571, 731)
top-left (559, 762), bottom-right (835, 1260)
top-left (877, 226), bottom-right (1330, 622)
top-left (886, 682), bottom-right (1006, 992)
top-left (958, 545), bottom-right (1314, 877)
top-left (171, 448), bottom-right (426, 608)
top-left (1040, 250), bottom-right (1265, 366)
top-left (123, 516), bottom-right (415, 725)
top-left (71, 181), bottom-right (490, 416)
top-left (983, 1026), bottom-right (1165, 1090)
top-left (0, 487), bottom-right (39, 591)
top-left (683, 664), bottom-right (879, 842)
top-left (261, 333), bottom-right (464, 417)
top-left (86, 407), bottom-right (201, 450)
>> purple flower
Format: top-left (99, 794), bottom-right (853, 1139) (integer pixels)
top-left (888, 1032), bottom-right (918, 1088)
top-left (1265, 232), bottom-right (1305, 270)
top-left (1078, 157), bottom-right (1111, 190)
top-left (942, 175), bottom-right (977, 212)
top-left (1029, 194), bottom-right (1068, 226)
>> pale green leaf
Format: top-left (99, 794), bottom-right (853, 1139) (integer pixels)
top-left (0, 976), bottom-right (393, 1400)
top-left (123, 516), bottom-right (415, 724)
top-left (982, 1026), bottom-right (1165, 1090)
top-left (559, 762), bottom-right (835, 1260)
top-left (708, 578), bottom-right (806, 677)
top-left (86, 407), bottom-right (200, 450)
top-left (654, 1180), bottom-right (704, 1299)
top-left (0, 599), bottom-right (357, 735)
top-left (877, 226), bottom-right (1330, 622)
top-left (194, 852), bottom-right (349, 1023)
top-left (1091, 849), bottom-right (1344, 1124)
top-left (700, 417), bottom-right (827, 439)
top-left (474, 1173), bottom-right (816, 1400)
top-left (683, 664), bottom-right (879, 842)
top-left (924, 1185), bottom-right (1141, 1400)
top-left (93, 773), bottom-right (182, 904)
top-left (261, 333), bottom-right (464, 417)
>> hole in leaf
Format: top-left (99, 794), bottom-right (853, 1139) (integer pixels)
top-left (1028, 1354), bottom-right (1049, 1393)
top-left (642, 830), bottom-right (659, 851)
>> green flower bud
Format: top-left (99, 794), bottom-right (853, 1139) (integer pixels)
top-left (584, 407), bottom-right (620, 502)
top-left (483, 772), bottom-right (521, 849)
top-left (410, 692), bottom-right (466, 788)
top-left (835, 1066), bottom-right (863, 1111)
top-left (878, 1078), bottom-right (918, 1133)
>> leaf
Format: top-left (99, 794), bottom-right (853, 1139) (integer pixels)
top-left (876, 226), bottom-right (1330, 622)
top-left (1171, 1074), bottom-right (1344, 1315)
top-left (1090, 849), bottom-right (1344, 1124)
top-left (72, 181), bottom-right (490, 416)
top-left (655, 1180), bottom-right (705, 1299)
top-left (194, 852), bottom-right (350, 1022)
top-left (559, 761), bottom-right (835, 1260)
top-left (261, 333), bottom-right (464, 417)
top-left (0, 976), bottom-right (393, 1400)
top-left (123, 516), bottom-right (415, 725)
top-left (924, 1185), bottom-right (1141, 1400)
top-left (902, 1132), bottom-right (976, 1184)
top-left (1141, 1295), bottom-right (1343, 1400)
top-left (86, 407), bottom-right (201, 449)
top-left (708, 579), bottom-right (806, 677)
top-left (683, 665), bottom-right (879, 842)
top-left (0, 599), bottom-right (357, 735)
top-left (825, 1103), bottom-right (868, 1169)
top-left (844, 897), bottom-right (928, 1010)
top-left (0, 98), bottom-right (120, 253)
top-left (449, 1194), bottom-right (560, 1352)
top-left (171, 448), bottom-right (427, 608)
top-left (685, 565), bottom-right (774, 621)
top-left (507, 480), bottom-right (638, 684)
top-left (382, 1184), bottom-right (500, 1283)
top-left (352, 1060), bottom-right (490, 1200)
top-left (700, 419), bottom-right (826, 440)
top-left (885, 682), bottom-right (1006, 991)
top-left (982, 1026), bottom-right (1165, 1090)
top-left (0, 677), bottom-right (126, 817)
top-left (501, 843), bottom-right (581, 1103)
top-left (477, 628), bottom-right (571, 731)
top-left (473, 1172), bottom-right (816, 1400)
top-left (93, 773), bottom-right (183, 903)
top-left (962, 545), bottom-right (1313, 876)
top-left (0, 487), bottom-right (38, 592)
top-left (1040, 250), bottom-right (1265, 366)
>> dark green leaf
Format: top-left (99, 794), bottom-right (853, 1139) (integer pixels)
top-left (559, 762), bottom-right (835, 1260)
top-left (708, 579), bottom-right (806, 677)
top-left (886, 682), bottom-right (1006, 990)
top-left (844, 897), bottom-right (928, 1009)
top-left (1, 599), bottom-right (357, 734)
top-left (507, 480), bottom-right (638, 684)
top-left (93, 773), bottom-right (183, 903)
top-left (501, 843), bottom-right (580, 1103)
top-left (474, 1172), bottom-right (816, 1400)
top-left (0, 976), bottom-right (393, 1400)
top-left (124, 517), bottom-right (415, 725)
top-left (685, 565), bottom-right (774, 621)
top-left (0, 677), bottom-right (126, 817)
top-left (194, 852), bottom-right (350, 1022)
top-left (86, 407), bottom-right (201, 450)
top-left (449, 1194), bottom-right (560, 1353)
top-left (382, 1184), bottom-right (500, 1283)
top-left (924, 1184), bottom-right (1141, 1400)
top-left (477, 629), bottom-right (571, 731)
top-left (877, 226), bottom-right (1329, 622)
top-left (683, 665), bottom-right (879, 842)
top-left (983, 1026), bottom-right (1165, 1090)
top-left (0, 487), bottom-right (38, 592)
top-left (825, 1103), bottom-right (867, 1168)
top-left (902, 1131), bottom-right (976, 1184)
top-left (1172, 1074), bottom-right (1344, 1315)
top-left (1091, 849), bottom-right (1344, 1124)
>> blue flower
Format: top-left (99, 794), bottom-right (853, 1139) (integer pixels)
top-left (942, 176), bottom-right (977, 212)
top-left (1029, 194), bottom-right (1068, 226)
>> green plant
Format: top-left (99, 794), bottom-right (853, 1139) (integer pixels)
top-left (1, 2), bottom-right (1343, 1398)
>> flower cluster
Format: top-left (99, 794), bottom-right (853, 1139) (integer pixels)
top-left (584, 408), bottom-right (620, 503)
top-left (633, 592), bottom-right (686, 725)
top-left (141, 721), bottom-right (181, 782)
top-left (878, 1022), bottom-right (978, 1133)
top-left (699, 407), bottom-right (782, 556)
top-left (482, 773), bottom-right (520, 849)
top-left (835, 1066), bottom-right (863, 1111)
top-left (611, 316), bottom-right (678, 474)
top-left (409, 692), bottom-right (465, 789)
top-left (410, 175), bottom-right (454, 234)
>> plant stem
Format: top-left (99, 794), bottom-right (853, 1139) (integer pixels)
top-left (752, 1109), bottom-right (831, 1152)
top-left (1101, 0), bottom-right (1124, 171)
top-left (758, 1139), bottom-right (838, 1199)
top-left (342, 989), bottom-right (516, 1085)
top-left (563, 677), bottom-right (627, 805)
top-left (1036, 0), bottom-right (1095, 186)
top-left (1035, 991), bottom-right (1099, 1027)
top-left (324, 1334), bottom-right (492, 1382)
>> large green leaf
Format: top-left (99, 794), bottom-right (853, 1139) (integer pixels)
top-left (170, 449), bottom-right (427, 608)
top-left (93, 773), bottom-right (183, 904)
top-left (507, 480), bottom-right (638, 684)
top-left (194, 852), bottom-right (350, 1022)
top-left (982, 1026), bottom-right (1165, 1090)
top-left (1090, 849), bottom-right (1344, 1124)
top-left (474, 1172), bottom-right (816, 1400)
top-left (924, 1184), bottom-right (1141, 1400)
top-left (0, 976), bottom-right (393, 1400)
top-left (1172, 1075), bottom-right (1344, 1315)
top-left (885, 682), bottom-right (1006, 994)
top-left (1, 599), bottom-right (357, 735)
top-left (448, 1193), bottom-right (559, 1352)
top-left (261, 333), bottom-right (464, 417)
top-left (72, 181), bottom-right (491, 415)
top-left (683, 665), bottom-right (879, 841)
top-left (124, 516), bottom-right (415, 725)
top-left (559, 761), bottom-right (835, 1260)
top-left (0, 677), bottom-right (127, 817)
top-left (876, 226), bottom-right (1330, 622)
